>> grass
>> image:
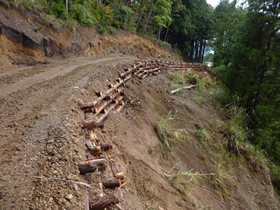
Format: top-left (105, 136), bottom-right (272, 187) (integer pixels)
top-left (165, 169), bottom-right (202, 194)
top-left (209, 163), bottom-right (231, 200)
top-left (155, 111), bottom-right (188, 150)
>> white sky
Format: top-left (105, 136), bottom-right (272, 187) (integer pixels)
top-left (206, 0), bottom-right (220, 8)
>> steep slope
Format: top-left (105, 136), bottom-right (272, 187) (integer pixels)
top-left (0, 2), bottom-right (279, 210)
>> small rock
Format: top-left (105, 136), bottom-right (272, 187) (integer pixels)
top-left (73, 183), bottom-right (78, 192)
top-left (85, 141), bottom-right (94, 150)
top-left (65, 194), bottom-right (73, 201)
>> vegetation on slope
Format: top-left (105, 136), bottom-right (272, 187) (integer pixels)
top-left (7, 0), bottom-right (280, 198)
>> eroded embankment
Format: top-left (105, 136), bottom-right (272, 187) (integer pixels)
top-left (0, 1), bottom-right (183, 70)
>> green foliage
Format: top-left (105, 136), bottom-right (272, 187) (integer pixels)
top-left (152, 0), bottom-right (172, 28)
top-left (209, 163), bottom-right (231, 199)
top-left (111, 3), bottom-right (134, 29)
top-left (155, 111), bottom-right (188, 150)
top-left (212, 0), bottom-right (280, 194)
top-left (204, 53), bottom-right (214, 62)
top-left (165, 169), bottom-right (202, 193)
top-left (34, 26), bottom-right (43, 32)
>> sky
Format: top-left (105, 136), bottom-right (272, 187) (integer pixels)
top-left (206, 0), bottom-right (220, 8)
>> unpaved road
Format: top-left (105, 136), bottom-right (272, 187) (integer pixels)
top-left (0, 56), bottom-right (136, 209)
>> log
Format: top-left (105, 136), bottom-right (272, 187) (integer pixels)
top-left (100, 143), bottom-right (112, 151)
top-left (82, 75), bottom-right (131, 110)
top-left (102, 180), bottom-right (120, 189)
top-left (90, 146), bottom-right (102, 155)
top-left (116, 101), bottom-right (125, 113)
top-left (90, 193), bottom-right (119, 210)
top-left (82, 100), bottom-right (120, 130)
top-left (170, 85), bottom-right (197, 94)
top-left (96, 92), bottom-right (122, 115)
top-left (78, 158), bottom-right (105, 174)
top-left (115, 172), bottom-right (124, 180)
top-left (95, 91), bottom-right (102, 97)
top-left (82, 120), bottom-right (104, 130)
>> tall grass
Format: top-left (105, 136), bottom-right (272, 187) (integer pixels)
top-left (155, 111), bottom-right (188, 150)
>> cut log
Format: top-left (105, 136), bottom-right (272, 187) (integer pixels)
top-left (115, 172), bottom-right (124, 180)
top-left (90, 193), bottom-right (119, 210)
top-left (90, 146), bottom-right (102, 155)
top-left (170, 85), bottom-right (197, 94)
top-left (78, 158), bottom-right (105, 174)
top-left (100, 143), bottom-right (112, 151)
top-left (102, 180), bottom-right (120, 189)
top-left (82, 100), bottom-right (121, 130)
top-left (95, 91), bottom-right (102, 97)
top-left (117, 101), bottom-right (125, 113)
top-left (81, 120), bottom-right (104, 130)
top-left (82, 75), bottom-right (131, 110)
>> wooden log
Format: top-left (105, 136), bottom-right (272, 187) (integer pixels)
top-left (78, 158), bottom-right (105, 174)
top-left (115, 172), bottom-right (124, 180)
top-left (104, 95), bottom-right (112, 101)
top-left (90, 146), bottom-right (102, 155)
top-left (100, 143), bottom-right (112, 151)
top-left (82, 100), bottom-right (120, 129)
top-left (96, 92), bottom-right (121, 115)
top-left (90, 193), bottom-right (119, 210)
top-left (102, 180), bottom-right (120, 189)
top-left (82, 75), bottom-right (131, 110)
top-left (81, 120), bottom-right (104, 130)
top-left (108, 84), bottom-right (114, 88)
top-left (95, 91), bottom-right (102, 97)
top-left (170, 85), bottom-right (197, 94)
top-left (116, 101), bottom-right (125, 113)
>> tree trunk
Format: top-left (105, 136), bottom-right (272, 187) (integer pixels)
top-left (164, 24), bottom-right (170, 42)
top-left (198, 40), bottom-right (203, 63)
top-left (202, 40), bottom-right (206, 63)
top-left (195, 41), bottom-right (199, 62)
top-left (157, 26), bottom-right (162, 40)
top-left (190, 40), bottom-right (194, 60)
top-left (65, 0), bottom-right (68, 15)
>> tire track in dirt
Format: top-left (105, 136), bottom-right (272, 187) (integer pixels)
top-left (0, 56), bottom-right (131, 98)
top-left (0, 56), bottom-right (136, 209)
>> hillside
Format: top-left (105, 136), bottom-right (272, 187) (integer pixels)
top-left (0, 2), bottom-right (280, 210)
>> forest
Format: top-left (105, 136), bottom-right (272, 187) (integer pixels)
top-left (12, 0), bottom-right (280, 197)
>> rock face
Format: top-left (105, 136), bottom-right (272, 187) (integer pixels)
top-left (0, 1), bottom-right (183, 69)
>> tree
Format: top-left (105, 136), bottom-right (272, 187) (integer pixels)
top-left (215, 0), bottom-right (280, 192)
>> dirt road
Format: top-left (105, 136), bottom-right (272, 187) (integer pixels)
top-left (0, 56), bottom-right (136, 209)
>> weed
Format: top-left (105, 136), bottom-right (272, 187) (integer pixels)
top-left (165, 169), bottom-right (202, 193)
top-left (209, 163), bottom-right (231, 199)
top-left (34, 26), bottom-right (44, 32)
top-left (100, 27), bottom-right (106, 34)
top-left (195, 128), bottom-right (211, 142)
top-left (155, 111), bottom-right (188, 150)
top-left (224, 104), bottom-right (250, 155)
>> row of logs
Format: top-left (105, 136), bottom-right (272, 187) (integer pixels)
top-left (78, 59), bottom-right (207, 209)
